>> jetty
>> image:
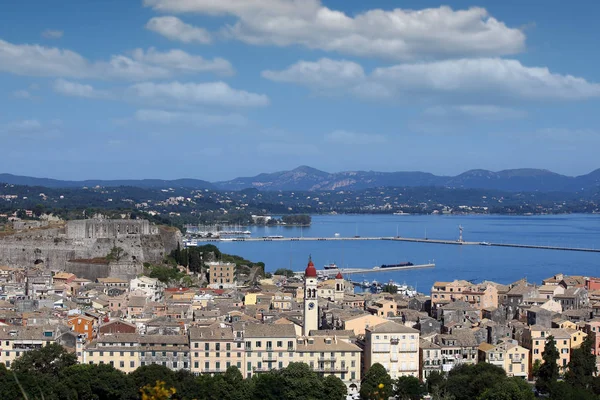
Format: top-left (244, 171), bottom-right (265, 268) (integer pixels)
top-left (185, 236), bottom-right (600, 253)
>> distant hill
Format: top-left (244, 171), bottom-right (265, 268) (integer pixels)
top-left (0, 174), bottom-right (215, 190)
top-left (215, 166), bottom-right (600, 192)
top-left (2, 167), bottom-right (600, 193)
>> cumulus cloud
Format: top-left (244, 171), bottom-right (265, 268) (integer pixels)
top-left (263, 58), bottom-right (600, 101)
top-left (423, 105), bottom-right (527, 119)
top-left (53, 79), bottom-right (110, 99)
top-left (131, 47), bottom-right (233, 76)
top-left (262, 58), bottom-right (364, 89)
top-left (0, 39), bottom-right (232, 80)
top-left (134, 109), bottom-right (247, 126)
top-left (128, 81), bottom-right (269, 108)
top-left (144, 1), bottom-right (525, 60)
top-left (0, 119), bottom-right (62, 139)
top-left (324, 130), bottom-right (387, 145)
top-left (42, 30), bottom-right (64, 39)
top-left (146, 16), bottom-right (211, 44)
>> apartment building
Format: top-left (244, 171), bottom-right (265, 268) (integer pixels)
top-left (434, 329), bottom-right (478, 372)
top-left (296, 335), bottom-right (361, 388)
top-left (364, 321), bottom-right (420, 379)
top-left (0, 326), bottom-right (57, 368)
top-left (478, 340), bottom-right (529, 378)
top-left (420, 339), bottom-right (442, 381)
top-left (130, 276), bottom-right (164, 302)
top-left (521, 326), bottom-right (583, 371)
top-left (189, 325), bottom-right (244, 375)
top-left (244, 323), bottom-right (296, 378)
top-left (207, 262), bottom-right (236, 289)
top-left (82, 334), bottom-right (190, 372)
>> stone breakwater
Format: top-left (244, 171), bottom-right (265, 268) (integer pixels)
top-left (0, 219), bottom-right (181, 279)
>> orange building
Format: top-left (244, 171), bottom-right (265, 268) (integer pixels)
top-left (68, 314), bottom-right (96, 339)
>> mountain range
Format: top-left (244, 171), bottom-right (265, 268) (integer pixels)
top-left (2, 166), bottom-right (600, 193)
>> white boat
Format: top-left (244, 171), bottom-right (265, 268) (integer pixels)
top-left (324, 263), bottom-right (338, 270)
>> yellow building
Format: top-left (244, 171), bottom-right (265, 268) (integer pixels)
top-left (521, 326), bottom-right (579, 371)
top-left (189, 325), bottom-right (244, 375)
top-left (342, 314), bottom-right (389, 336)
top-left (478, 340), bottom-right (529, 378)
top-left (364, 321), bottom-right (420, 379)
top-left (81, 333), bottom-right (140, 373)
top-left (0, 326), bottom-right (57, 368)
top-left (243, 323), bottom-right (297, 378)
top-left (207, 262), bottom-right (236, 288)
top-left (295, 335), bottom-right (362, 390)
top-left (244, 292), bottom-right (260, 306)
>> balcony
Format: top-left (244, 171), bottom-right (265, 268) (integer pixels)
top-left (318, 357), bottom-right (336, 362)
top-left (390, 339), bottom-right (400, 345)
top-left (262, 357), bottom-right (278, 362)
top-left (253, 366), bottom-right (272, 372)
top-left (373, 348), bottom-right (391, 353)
top-left (201, 368), bottom-right (224, 373)
top-left (511, 358), bottom-right (523, 364)
top-left (314, 367), bottom-right (348, 373)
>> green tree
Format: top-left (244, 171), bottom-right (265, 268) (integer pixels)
top-left (395, 375), bottom-right (426, 400)
top-left (130, 364), bottom-right (177, 393)
top-left (209, 366), bottom-right (251, 400)
top-left (360, 363), bottom-right (393, 400)
top-left (11, 342), bottom-right (77, 377)
top-left (565, 334), bottom-right (597, 390)
top-left (273, 268), bottom-right (295, 278)
top-left (322, 374), bottom-right (348, 400)
top-left (426, 371), bottom-right (446, 394)
top-left (382, 284), bottom-right (398, 294)
top-left (106, 246), bottom-right (127, 261)
top-left (250, 371), bottom-right (284, 400)
top-left (445, 363), bottom-right (506, 400)
top-left (535, 335), bottom-right (559, 394)
top-left (278, 362), bottom-right (324, 400)
top-left (54, 363), bottom-right (136, 400)
top-left (477, 377), bottom-right (534, 400)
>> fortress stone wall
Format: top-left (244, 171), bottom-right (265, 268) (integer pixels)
top-left (0, 219), bottom-right (180, 273)
top-left (66, 219), bottom-right (157, 239)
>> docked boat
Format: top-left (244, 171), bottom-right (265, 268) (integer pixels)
top-left (380, 262), bottom-right (414, 268)
top-left (324, 263), bottom-right (338, 270)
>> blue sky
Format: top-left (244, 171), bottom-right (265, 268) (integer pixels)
top-left (1, 0), bottom-right (599, 181)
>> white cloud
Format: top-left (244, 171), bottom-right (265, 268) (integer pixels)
top-left (134, 109), bottom-right (247, 126)
top-left (0, 39), bottom-right (231, 80)
top-left (128, 81), bottom-right (269, 107)
top-left (146, 16), bottom-right (212, 44)
top-left (12, 90), bottom-right (32, 99)
top-left (423, 105), bottom-right (527, 119)
top-left (324, 130), bottom-right (387, 145)
top-left (42, 30), bottom-right (64, 39)
top-left (144, 1), bottom-right (525, 60)
top-left (262, 58), bottom-right (364, 89)
top-left (263, 58), bottom-right (600, 101)
top-left (4, 119), bottom-right (42, 132)
top-left (131, 47), bottom-right (233, 76)
top-left (53, 79), bottom-right (110, 99)
top-left (0, 119), bottom-right (62, 139)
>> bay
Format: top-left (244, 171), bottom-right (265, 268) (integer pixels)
top-left (206, 214), bottom-right (600, 292)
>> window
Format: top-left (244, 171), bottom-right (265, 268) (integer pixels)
top-left (216, 343), bottom-right (221, 351)
top-left (194, 361), bottom-right (199, 368)
top-left (277, 341), bottom-right (283, 347)
top-left (173, 361), bottom-right (178, 368)
top-left (120, 361), bottom-right (124, 368)
top-left (205, 343), bottom-right (209, 350)
top-left (194, 343), bottom-right (198, 348)
top-left (256, 341), bottom-right (262, 348)
top-left (205, 361), bottom-right (209, 369)
top-left (226, 343), bottom-right (231, 351)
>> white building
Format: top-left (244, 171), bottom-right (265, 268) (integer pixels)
top-left (129, 276), bottom-right (164, 302)
top-left (303, 257), bottom-right (319, 336)
top-left (364, 321), bottom-right (420, 379)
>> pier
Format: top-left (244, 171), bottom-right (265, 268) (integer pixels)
top-left (185, 236), bottom-right (600, 253)
top-left (313, 263), bottom-right (435, 278)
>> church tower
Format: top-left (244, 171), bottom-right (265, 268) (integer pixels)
top-left (303, 256), bottom-right (318, 336)
top-left (334, 271), bottom-right (345, 303)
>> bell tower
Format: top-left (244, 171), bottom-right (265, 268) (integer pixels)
top-left (303, 256), bottom-right (318, 336)
top-left (334, 271), bottom-right (345, 302)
